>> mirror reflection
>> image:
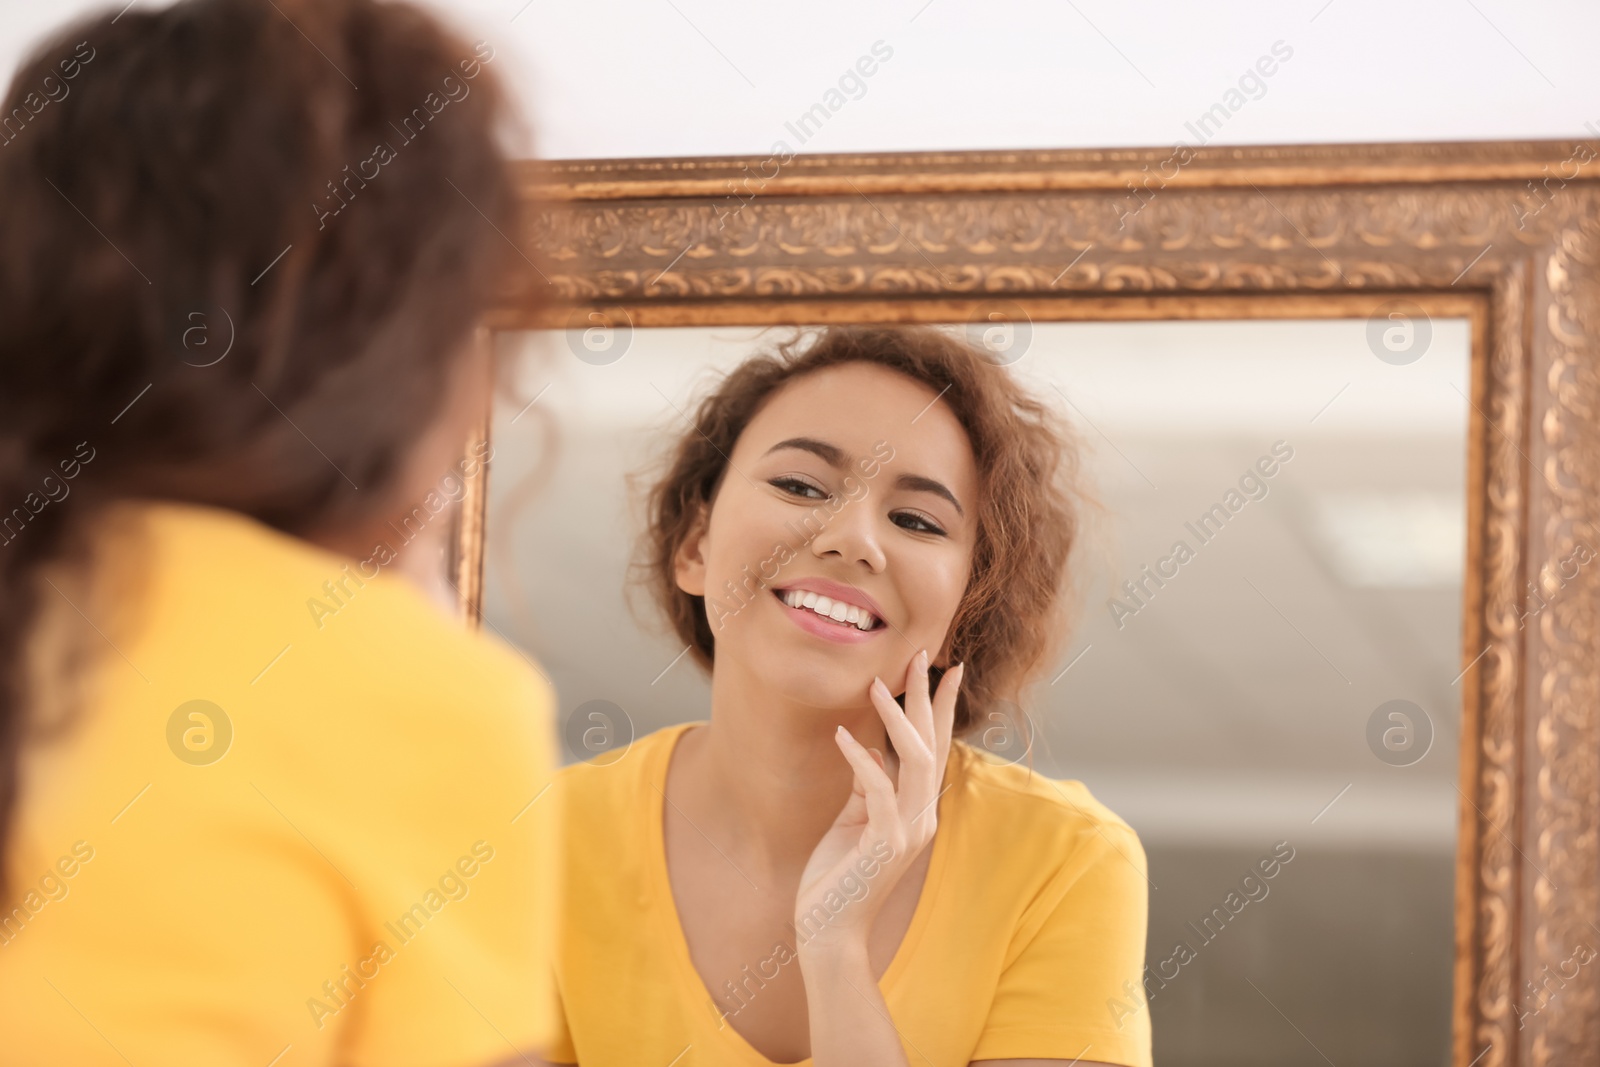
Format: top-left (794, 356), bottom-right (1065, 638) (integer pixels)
top-left (483, 318), bottom-right (1469, 1067)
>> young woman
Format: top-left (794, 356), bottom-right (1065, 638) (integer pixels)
top-left (0, 2), bottom-right (559, 1064)
top-left (547, 327), bottom-right (1152, 1066)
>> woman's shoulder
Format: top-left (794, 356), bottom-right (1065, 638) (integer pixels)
top-left (130, 498), bottom-right (535, 687)
top-left (102, 499), bottom-right (554, 765)
top-left (550, 723), bottom-right (698, 881)
top-left (555, 722), bottom-right (697, 803)
top-left (947, 741), bottom-right (1144, 863)
top-left (942, 743), bottom-right (1148, 950)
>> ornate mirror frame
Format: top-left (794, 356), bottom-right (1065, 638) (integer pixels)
top-left (453, 140), bottom-right (1600, 1067)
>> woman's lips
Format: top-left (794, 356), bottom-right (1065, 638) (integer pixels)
top-left (772, 589), bottom-right (884, 645)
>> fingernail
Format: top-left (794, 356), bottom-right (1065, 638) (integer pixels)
top-left (918, 649), bottom-right (929, 669)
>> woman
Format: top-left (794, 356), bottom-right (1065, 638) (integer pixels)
top-left (548, 327), bottom-right (1152, 1066)
top-left (0, 2), bottom-right (559, 1064)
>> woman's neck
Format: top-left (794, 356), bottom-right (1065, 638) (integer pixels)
top-left (672, 655), bottom-right (899, 880)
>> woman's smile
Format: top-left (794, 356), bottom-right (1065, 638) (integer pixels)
top-left (772, 578), bottom-right (888, 644)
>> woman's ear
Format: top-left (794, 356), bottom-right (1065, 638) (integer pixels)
top-left (673, 503), bottom-right (710, 597)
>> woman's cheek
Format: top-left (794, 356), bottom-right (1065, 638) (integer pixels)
top-left (898, 547), bottom-right (968, 642)
top-left (708, 495), bottom-right (796, 597)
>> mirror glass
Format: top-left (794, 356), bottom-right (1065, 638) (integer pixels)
top-left (482, 317), bottom-right (1471, 1067)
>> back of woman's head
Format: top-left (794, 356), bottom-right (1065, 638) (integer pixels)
top-left (0, 0), bottom-right (525, 889)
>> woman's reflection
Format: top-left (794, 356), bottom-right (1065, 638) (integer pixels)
top-left (545, 326), bottom-right (1152, 1067)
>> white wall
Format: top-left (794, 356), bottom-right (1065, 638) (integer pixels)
top-left (3, 0), bottom-right (1595, 160)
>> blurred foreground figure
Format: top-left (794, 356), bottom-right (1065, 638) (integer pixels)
top-left (0, 2), bottom-right (560, 1064)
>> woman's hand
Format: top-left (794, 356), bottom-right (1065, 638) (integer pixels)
top-left (794, 649), bottom-right (963, 956)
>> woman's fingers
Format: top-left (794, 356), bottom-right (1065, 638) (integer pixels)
top-left (867, 673), bottom-right (927, 766)
top-left (930, 661), bottom-right (964, 777)
top-left (868, 665), bottom-right (940, 838)
top-left (903, 649), bottom-right (934, 750)
top-left (835, 726), bottom-right (902, 841)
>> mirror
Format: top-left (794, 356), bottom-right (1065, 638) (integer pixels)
top-left (452, 140), bottom-right (1600, 1064)
top-left (478, 316), bottom-right (1471, 1066)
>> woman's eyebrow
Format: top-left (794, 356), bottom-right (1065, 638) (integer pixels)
top-left (764, 437), bottom-right (964, 517)
top-left (764, 437), bottom-right (846, 466)
top-left (896, 473), bottom-right (964, 518)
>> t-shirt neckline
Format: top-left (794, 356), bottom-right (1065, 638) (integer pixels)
top-left (642, 720), bottom-right (955, 1067)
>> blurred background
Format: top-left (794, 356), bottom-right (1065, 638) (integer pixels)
top-left (2, 0), bottom-right (1595, 159)
top-left (6, 1), bottom-right (1580, 1063)
top-left (484, 319), bottom-right (1469, 1066)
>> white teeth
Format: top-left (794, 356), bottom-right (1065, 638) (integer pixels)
top-left (779, 589), bottom-right (878, 631)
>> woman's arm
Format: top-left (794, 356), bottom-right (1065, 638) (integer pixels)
top-left (800, 941), bottom-right (913, 1066)
top-left (794, 650), bottom-right (964, 1065)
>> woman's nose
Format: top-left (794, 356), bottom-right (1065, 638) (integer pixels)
top-left (808, 494), bottom-right (887, 572)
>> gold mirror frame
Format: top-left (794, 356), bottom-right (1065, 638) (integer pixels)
top-left (455, 140), bottom-right (1600, 1066)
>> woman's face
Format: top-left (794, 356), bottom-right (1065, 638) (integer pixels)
top-left (675, 362), bottom-right (979, 709)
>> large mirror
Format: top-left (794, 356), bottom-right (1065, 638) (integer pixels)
top-left (452, 143), bottom-right (1600, 1064)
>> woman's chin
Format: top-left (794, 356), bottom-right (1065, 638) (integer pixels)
top-left (746, 657), bottom-right (880, 714)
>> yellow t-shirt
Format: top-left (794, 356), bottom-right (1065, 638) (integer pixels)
top-left (545, 721), bottom-right (1153, 1067)
top-left (0, 500), bottom-right (561, 1067)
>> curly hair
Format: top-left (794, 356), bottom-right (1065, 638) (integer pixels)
top-left (631, 325), bottom-right (1089, 740)
top-left (0, 0), bottom-right (525, 893)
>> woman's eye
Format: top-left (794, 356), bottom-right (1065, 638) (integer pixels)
top-left (893, 511), bottom-right (947, 536)
top-left (771, 476), bottom-right (827, 500)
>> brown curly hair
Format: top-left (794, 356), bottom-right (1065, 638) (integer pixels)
top-left (632, 325), bottom-right (1088, 740)
top-left (0, 0), bottom-right (525, 893)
